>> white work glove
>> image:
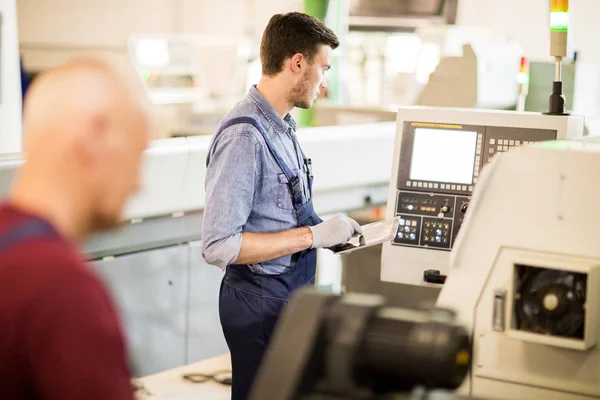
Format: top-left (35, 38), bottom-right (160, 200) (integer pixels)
top-left (308, 215), bottom-right (363, 249)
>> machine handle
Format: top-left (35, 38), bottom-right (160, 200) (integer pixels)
top-left (423, 269), bottom-right (447, 284)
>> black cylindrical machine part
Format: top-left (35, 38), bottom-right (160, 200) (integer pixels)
top-left (547, 81), bottom-right (568, 115)
top-left (358, 309), bottom-right (471, 392)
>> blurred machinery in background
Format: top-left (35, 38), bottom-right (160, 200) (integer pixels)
top-left (347, 0), bottom-right (458, 31)
top-left (128, 34), bottom-right (258, 138)
top-left (322, 24), bottom-right (524, 128)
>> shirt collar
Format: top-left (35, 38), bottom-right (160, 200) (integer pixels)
top-left (248, 85), bottom-right (296, 135)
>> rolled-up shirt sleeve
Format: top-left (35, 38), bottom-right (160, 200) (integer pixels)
top-left (201, 131), bottom-right (259, 268)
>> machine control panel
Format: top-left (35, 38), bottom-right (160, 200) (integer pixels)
top-left (394, 192), bottom-right (470, 250)
top-left (392, 121), bottom-right (557, 253)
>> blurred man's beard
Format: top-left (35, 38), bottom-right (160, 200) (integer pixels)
top-left (89, 211), bottom-right (124, 233)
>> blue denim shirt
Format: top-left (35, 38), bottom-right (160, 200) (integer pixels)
top-left (201, 86), bottom-right (310, 274)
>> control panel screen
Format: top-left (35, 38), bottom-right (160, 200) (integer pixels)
top-left (409, 128), bottom-right (478, 185)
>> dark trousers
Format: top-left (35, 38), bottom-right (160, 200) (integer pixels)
top-left (219, 276), bottom-right (288, 399)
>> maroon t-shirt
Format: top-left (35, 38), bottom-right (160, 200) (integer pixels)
top-left (0, 202), bottom-right (133, 400)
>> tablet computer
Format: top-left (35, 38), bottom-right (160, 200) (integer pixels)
top-left (331, 216), bottom-right (400, 255)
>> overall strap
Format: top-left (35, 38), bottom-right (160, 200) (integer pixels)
top-left (208, 117), bottom-right (303, 206)
top-left (0, 218), bottom-right (57, 254)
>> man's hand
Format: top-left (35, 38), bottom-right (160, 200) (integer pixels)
top-left (308, 215), bottom-right (362, 249)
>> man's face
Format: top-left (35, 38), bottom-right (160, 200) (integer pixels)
top-left (90, 100), bottom-right (150, 232)
top-left (289, 45), bottom-right (332, 109)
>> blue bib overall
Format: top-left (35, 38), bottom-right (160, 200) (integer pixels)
top-left (209, 117), bottom-right (322, 400)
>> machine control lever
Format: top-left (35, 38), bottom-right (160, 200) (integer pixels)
top-left (424, 269), bottom-right (447, 284)
top-left (438, 204), bottom-right (451, 219)
top-left (460, 203), bottom-right (469, 213)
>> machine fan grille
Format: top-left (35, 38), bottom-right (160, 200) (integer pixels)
top-left (514, 264), bottom-right (586, 339)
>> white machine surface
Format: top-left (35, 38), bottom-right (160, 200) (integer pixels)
top-left (381, 106), bottom-right (584, 287)
top-left (0, 0), bottom-right (22, 153)
top-left (437, 138), bottom-right (600, 399)
top-left (125, 121), bottom-right (395, 220)
top-left (0, 121), bottom-right (396, 221)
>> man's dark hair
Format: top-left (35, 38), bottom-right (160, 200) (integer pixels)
top-left (260, 12), bottom-right (339, 76)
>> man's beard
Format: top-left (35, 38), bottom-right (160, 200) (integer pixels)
top-left (288, 71), bottom-right (313, 109)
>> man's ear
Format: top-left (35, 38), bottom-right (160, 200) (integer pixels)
top-left (75, 112), bottom-right (108, 170)
top-left (290, 53), bottom-right (305, 74)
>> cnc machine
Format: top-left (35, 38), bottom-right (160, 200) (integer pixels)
top-left (380, 107), bottom-right (584, 288)
top-left (436, 137), bottom-right (600, 399)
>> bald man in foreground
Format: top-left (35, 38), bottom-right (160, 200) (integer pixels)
top-left (0, 58), bottom-right (150, 400)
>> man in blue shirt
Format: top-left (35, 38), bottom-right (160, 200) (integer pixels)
top-left (202, 12), bottom-right (362, 400)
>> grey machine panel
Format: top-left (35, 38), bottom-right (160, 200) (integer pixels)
top-left (94, 245), bottom-right (189, 376)
top-left (84, 212), bottom-right (203, 260)
top-left (93, 244), bottom-right (190, 377)
top-left (187, 240), bottom-right (228, 362)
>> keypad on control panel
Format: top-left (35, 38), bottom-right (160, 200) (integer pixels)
top-left (488, 138), bottom-right (536, 163)
top-left (422, 219), bottom-right (451, 247)
top-left (394, 216), bottom-right (420, 244)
